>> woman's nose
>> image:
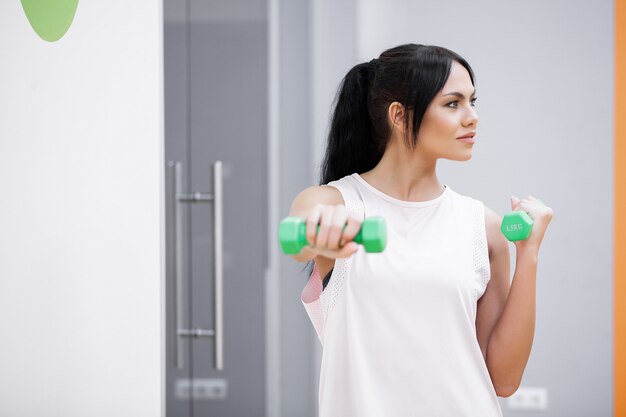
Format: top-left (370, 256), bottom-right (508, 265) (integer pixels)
top-left (464, 107), bottom-right (479, 127)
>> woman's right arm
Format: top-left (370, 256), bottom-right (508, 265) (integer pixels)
top-left (288, 186), bottom-right (362, 279)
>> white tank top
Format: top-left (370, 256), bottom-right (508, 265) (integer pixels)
top-left (301, 173), bottom-right (502, 417)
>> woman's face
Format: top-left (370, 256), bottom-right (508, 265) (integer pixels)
top-left (415, 61), bottom-right (479, 161)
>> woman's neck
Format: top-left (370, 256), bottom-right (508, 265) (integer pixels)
top-left (360, 141), bottom-right (444, 202)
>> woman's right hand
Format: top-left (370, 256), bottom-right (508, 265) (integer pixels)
top-left (288, 185), bottom-right (359, 262)
top-left (300, 203), bottom-right (362, 259)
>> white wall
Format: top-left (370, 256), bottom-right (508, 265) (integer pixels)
top-left (354, 0), bottom-right (613, 416)
top-left (0, 1), bottom-right (164, 416)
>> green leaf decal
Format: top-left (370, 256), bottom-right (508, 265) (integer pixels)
top-left (21, 0), bottom-right (79, 42)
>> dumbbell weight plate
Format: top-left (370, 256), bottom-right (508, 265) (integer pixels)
top-left (500, 211), bottom-right (534, 241)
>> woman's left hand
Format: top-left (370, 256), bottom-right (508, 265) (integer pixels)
top-left (510, 195), bottom-right (554, 251)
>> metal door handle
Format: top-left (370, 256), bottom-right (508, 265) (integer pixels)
top-left (169, 161), bottom-right (185, 369)
top-left (212, 161), bottom-right (224, 371)
top-left (168, 160), bottom-right (224, 371)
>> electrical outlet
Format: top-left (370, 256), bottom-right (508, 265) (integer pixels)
top-left (175, 378), bottom-right (228, 401)
top-left (507, 387), bottom-right (548, 411)
top-left (192, 378), bottom-right (228, 401)
top-left (175, 379), bottom-right (192, 400)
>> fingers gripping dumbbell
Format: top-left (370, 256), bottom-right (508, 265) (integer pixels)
top-left (279, 216), bottom-right (387, 254)
top-left (500, 199), bottom-right (545, 241)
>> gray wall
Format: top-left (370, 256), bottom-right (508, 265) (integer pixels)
top-left (273, 0), bottom-right (317, 416)
top-left (276, 0), bottom-right (317, 413)
top-left (355, 0), bottom-right (613, 416)
top-left (274, 1), bottom-right (359, 416)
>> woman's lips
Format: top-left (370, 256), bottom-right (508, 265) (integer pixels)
top-left (457, 137), bottom-right (475, 144)
top-left (457, 132), bottom-right (476, 144)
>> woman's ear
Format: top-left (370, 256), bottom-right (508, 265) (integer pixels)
top-left (387, 102), bottom-right (406, 132)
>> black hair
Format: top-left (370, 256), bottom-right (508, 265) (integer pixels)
top-left (318, 43), bottom-right (475, 185)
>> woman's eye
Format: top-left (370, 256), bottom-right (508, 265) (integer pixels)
top-left (446, 101), bottom-right (458, 108)
top-left (471, 97), bottom-right (478, 107)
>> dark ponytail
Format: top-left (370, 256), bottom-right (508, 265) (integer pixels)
top-left (319, 44), bottom-right (475, 185)
top-left (319, 61), bottom-right (384, 185)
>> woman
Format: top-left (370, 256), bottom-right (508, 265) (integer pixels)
top-left (289, 44), bottom-right (553, 416)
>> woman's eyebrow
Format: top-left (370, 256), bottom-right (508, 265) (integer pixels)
top-left (442, 90), bottom-right (477, 99)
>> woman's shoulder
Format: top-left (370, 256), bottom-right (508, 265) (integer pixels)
top-left (446, 187), bottom-right (485, 210)
top-left (289, 184), bottom-right (345, 217)
top-left (289, 174), bottom-right (361, 217)
top-left (301, 184), bottom-right (345, 204)
top-left (448, 190), bottom-right (504, 245)
top-left (454, 193), bottom-right (502, 231)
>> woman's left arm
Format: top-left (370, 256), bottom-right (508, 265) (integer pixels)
top-left (476, 197), bottom-right (554, 398)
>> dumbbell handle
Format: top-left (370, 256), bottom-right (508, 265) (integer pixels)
top-left (279, 216), bottom-right (386, 254)
top-left (308, 224), bottom-right (368, 245)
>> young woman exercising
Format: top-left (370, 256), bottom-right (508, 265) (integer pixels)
top-left (289, 44), bottom-right (554, 416)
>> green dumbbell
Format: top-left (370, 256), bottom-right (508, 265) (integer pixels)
top-left (500, 199), bottom-right (544, 241)
top-left (500, 211), bottom-right (534, 241)
top-left (279, 216), bottom-right (387, 254)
